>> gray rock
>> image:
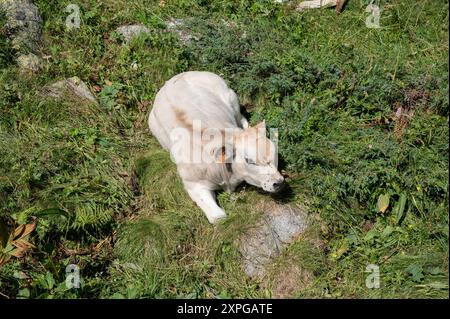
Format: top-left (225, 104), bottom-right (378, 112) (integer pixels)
top-left (42, 76), bottom-right (97, 104)
top-left (0, 0), bottom-right (42, 52)
top-left (238, 204), bottom-right (309, 278)
top-left (17, 52), bottom-right (41, 71)
top-left (295, 0), bottom-right (343, 12)
top-left (165, 18), bottom-right (198, 44)
top-left (116, 24), bottom-right (150, 43)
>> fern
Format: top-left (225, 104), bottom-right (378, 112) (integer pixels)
top-left (72, 203), bottom-right (114, 230)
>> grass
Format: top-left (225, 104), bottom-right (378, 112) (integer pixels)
top-left (0, 0), bottom-right (448, 298)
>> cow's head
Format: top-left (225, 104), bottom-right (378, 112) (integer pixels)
top-left (215, 121), bottom-right (284, 192)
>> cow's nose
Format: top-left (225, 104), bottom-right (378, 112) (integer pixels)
top-left (272, 179), bottom-right (284, 190)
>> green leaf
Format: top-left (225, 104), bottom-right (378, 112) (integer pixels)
top-left (111, 292), bottom-right (125, 299)
top-left (381, 225), bottom-right (394, 238)
top-left (35, 208), bottom-right (69, 219)
top-left (426, 266), bottom-right (443, 275)
top-left (364, 229), bottom-right (378, 241)
top-left (218, 290), bottom-right (231, 299)
top-left (13, 271), bottom-right (29, 279)
top-left (394, 193), bottom-right (407, 225)
top-left (406, 264), bottom-right (424, 283)
top-left (331, 239), bottom-right (349, 260)
top-left (46, 271), bottom-right (55, 290)
top-left (126, 286), bottom-right (139, 299)
top-left (35, 208), bottom-right (70, 228)
top-left (17, 288), bottom-right (30, 299)
top-left (56, 280), bottom-right (70, 292)
top-left (377, 193), bottom-right (390, 213)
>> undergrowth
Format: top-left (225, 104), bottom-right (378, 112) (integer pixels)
top-left (0, 0), bottom-right (448, 298)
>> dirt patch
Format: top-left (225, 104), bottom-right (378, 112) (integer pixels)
top-left (393, 88), bottom-right (430, 139)
top-left (270, 262), bottom-right (314, 298)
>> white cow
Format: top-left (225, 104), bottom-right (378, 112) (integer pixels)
top-left (148, 71), bottom-right (284, 223)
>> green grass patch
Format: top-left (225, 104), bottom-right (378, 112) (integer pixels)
top-left (0, 0), bottom-right (448, 298)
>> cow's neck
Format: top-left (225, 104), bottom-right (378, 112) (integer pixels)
top-left (218, 165), bottom-right (242, 192)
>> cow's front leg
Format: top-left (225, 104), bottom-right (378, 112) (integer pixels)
top-left (184, 182), bottom-right (227, 224)
top-left (240, 117), bottom-right (249, 129)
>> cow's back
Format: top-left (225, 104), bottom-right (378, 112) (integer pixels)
top-left (149, 71), bottom-right (240, 150)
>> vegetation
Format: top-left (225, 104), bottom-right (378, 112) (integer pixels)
top-left (0, 0), bottom-right (448, 298)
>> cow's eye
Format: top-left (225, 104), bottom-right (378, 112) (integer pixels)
top-left (245, 157), bottom-right (256, 165)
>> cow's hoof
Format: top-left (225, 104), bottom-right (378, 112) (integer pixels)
top-left (208, 213), bottom-right (227, 224)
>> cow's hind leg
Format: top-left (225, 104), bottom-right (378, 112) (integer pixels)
top-left (184, 182), bottom-right (227, 224)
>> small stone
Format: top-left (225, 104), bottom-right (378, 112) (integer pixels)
top-left (42, 76), bottom-right (97, 104)
top-left (296, 0), bottom-right (338, 12)
top-left (17, 53), bottom-right (41, 72)
top-left (165, 18), bottom-right (198, 44)
top-left (130, 61), bottom-right (138, 70)
top-left (166, 18), bottom-right (184, 29)
top-left (115, 25), bottom-right (150, 43)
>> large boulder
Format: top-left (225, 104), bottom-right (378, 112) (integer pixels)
top-left (0, 0), bottom-right (43, 52)
top-left (238, 203), bottom-right (309, 278)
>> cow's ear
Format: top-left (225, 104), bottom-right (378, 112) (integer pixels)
top-left (214, 144), bottom-right (234, 163)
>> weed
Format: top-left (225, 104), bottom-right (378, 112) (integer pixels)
top-left (0, 0), bottom-right (447, 298)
